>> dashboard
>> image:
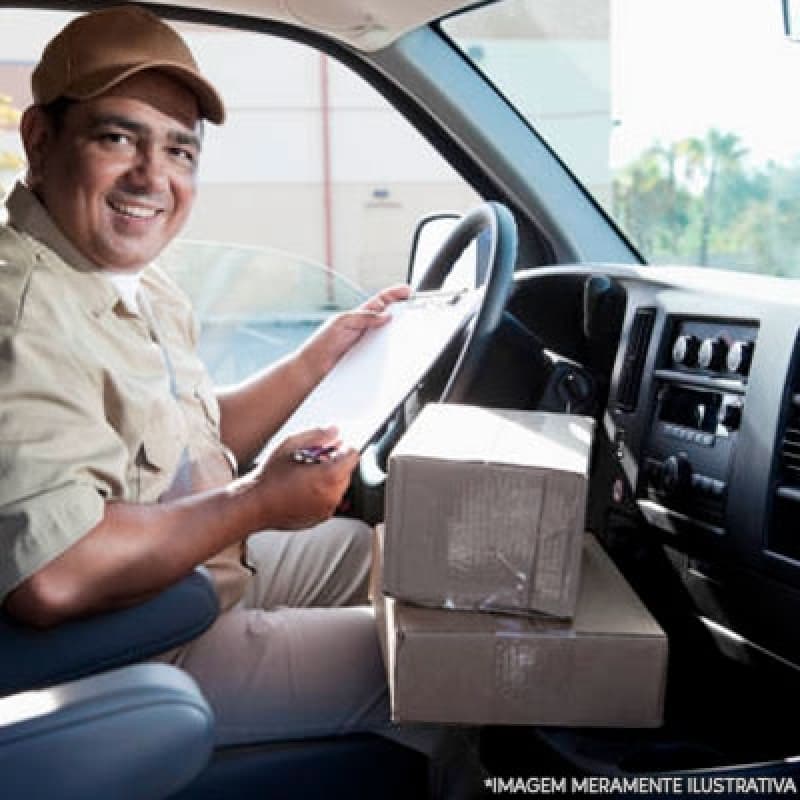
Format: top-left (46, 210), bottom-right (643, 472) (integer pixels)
top-left (480, 262), bottom-right (800, 773)
top-left (505, 264), bottom-right (800, 672)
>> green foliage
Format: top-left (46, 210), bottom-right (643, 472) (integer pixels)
top-left (613, 129), bottom-right (800, 277)
top-left (0, 93), bottom-right (21, 127)
top-left (0, 94), bottom-right (24, 198)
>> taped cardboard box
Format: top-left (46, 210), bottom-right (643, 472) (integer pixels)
top-left (373, 532), bottom-right (667, 728)
top-left (384, 404), bottom-right (594, 617)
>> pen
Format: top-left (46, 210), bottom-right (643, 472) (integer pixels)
top-left (292, 445), bottom-right (338, 464)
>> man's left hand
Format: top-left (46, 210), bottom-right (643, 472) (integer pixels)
top-left (299, 284), bottom-right (411, 381)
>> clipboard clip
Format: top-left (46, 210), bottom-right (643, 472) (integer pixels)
top-left (407, 287), bottom-right (469, 309)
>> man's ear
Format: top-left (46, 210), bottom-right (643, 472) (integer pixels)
top-left (19, 106), bottom-right (54, 188)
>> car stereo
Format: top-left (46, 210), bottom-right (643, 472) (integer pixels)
top-left (641, 317), bottom-right (758, 529)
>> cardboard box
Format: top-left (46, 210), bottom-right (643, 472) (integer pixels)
top-left (384, 404), bottom-right (594, 617)
top-left (374, 533), bottom-right (667, 728)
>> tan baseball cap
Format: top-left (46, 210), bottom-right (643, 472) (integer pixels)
top-left (32, 5), bottom-right (225, 124)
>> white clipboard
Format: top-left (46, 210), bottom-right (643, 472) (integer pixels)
top-left (260, 288), bottom-right (483, 460)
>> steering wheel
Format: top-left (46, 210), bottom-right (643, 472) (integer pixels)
top-left (414, 201), bottom-right (518, 403)
top-left (355, 201), bottom-right (518, 516)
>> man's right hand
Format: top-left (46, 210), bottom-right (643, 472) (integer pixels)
top-left (239, 426), bottom-right (360, 531)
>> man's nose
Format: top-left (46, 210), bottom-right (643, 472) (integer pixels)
top-left (128, 143), bottom-right (170, 192)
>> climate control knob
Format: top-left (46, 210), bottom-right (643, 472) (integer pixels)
top-left (698, 337), bottom-right (728, 371)
top-left (672, 334), bottom-right (700, 367)
top-left (727, 340), bottom-right (754, 375)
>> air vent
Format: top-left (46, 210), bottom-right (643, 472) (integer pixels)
top-left (768, 337), bottom-right (800, 561)
top-left (616, 307), bottom-right (655, 412)
top-left (779, 394), bottom-right (800, 489)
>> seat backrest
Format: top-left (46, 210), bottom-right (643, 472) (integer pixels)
top-left (0, 662), bottom-right (215, 800)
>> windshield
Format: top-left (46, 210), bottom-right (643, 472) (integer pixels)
top-left (443, 0), bottom-right (800, 278)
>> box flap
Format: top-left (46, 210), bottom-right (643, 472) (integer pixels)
top-left (391, 404), bottom-right (594, 475)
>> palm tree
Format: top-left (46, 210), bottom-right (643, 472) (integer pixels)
top-left (679, 130), bottom-right (747, 265)
top-left (612, 141), bottom-right (694, 262)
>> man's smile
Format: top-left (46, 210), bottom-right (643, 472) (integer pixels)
top-left (107, 197), bottom-right (163, 220)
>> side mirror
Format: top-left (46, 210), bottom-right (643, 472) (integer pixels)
top-left (407, 211), bottom-right (478, 290)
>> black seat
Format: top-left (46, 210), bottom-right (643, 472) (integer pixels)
top-left (0, 663), bottom-right (215, 800)
top-left (0, 570), bottom-right (220, 800)
top-left (0, 569), bottom-right (430, 800)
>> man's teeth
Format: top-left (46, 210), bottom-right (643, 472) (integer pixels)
top-left (109, 200), bottom-right (159, 219)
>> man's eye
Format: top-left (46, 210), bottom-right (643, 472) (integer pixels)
top-left (169, 147), bottom-right (197, 166)
top-left (99, 132), bottom-right (133, 147)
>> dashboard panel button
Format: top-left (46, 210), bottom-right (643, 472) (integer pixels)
top-left (673, 334), bottom-right (700, 367)
top-left (727, 340), bottom-right (754, 375)
top-left (698, 337), bottom-right (728, 371)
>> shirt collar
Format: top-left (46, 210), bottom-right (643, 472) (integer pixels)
top-left (6, 182), bottom-right (146, 317)
top-left (105, 271), bottom-right (143, 315)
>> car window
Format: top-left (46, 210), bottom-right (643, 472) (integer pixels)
top-left (159, 240), bottom-right (366, 385)
top-left (0, 9), bottom-right (480, 382)
top-left (443, 0), bottom-right (800, 279)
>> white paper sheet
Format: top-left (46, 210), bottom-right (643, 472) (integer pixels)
top-left (259, 288), bottom-right (483, 461)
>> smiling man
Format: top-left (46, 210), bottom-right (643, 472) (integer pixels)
top-left (0, 6), bottom-right (410, 748)
top-left (24, 73), bottom-right (202, 271)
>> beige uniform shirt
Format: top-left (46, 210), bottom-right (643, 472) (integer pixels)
top-left (0, 183), bottom-right (250, 610)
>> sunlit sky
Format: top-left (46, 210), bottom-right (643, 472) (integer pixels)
top-left (610, 0), bottom-right (800, 168)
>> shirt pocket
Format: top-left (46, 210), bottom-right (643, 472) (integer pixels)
top-left (189, 379), bottom-right (238, 478)
top-left (130, 417), bottom-right (188, 503)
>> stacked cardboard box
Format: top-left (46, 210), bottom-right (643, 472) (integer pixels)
top-left (384, 404), bottom-right (594, 617)
top-left (375, 403), bottom-right (667, 727)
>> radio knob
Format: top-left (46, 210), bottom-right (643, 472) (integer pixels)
top-left (727, 340), bottom-right (754, 375)
top-left (661, 454), bottom-right (692, 497)
top-left (672, 334), bottom-right (700, 367)
top-left (698, 337), bottom-right (728, 371)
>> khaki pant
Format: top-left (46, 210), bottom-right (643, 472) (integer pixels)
top-left (173, 518), bottom-right (390, 746)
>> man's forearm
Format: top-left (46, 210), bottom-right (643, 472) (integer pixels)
top-left (4, 433), bottom-right (357, 628)
top-left (4, 479), bottom-right (267, 627)
top-left (216, 291), bottom-right (410, 466)
top-left (216, 350), bottom-right (321, 466)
